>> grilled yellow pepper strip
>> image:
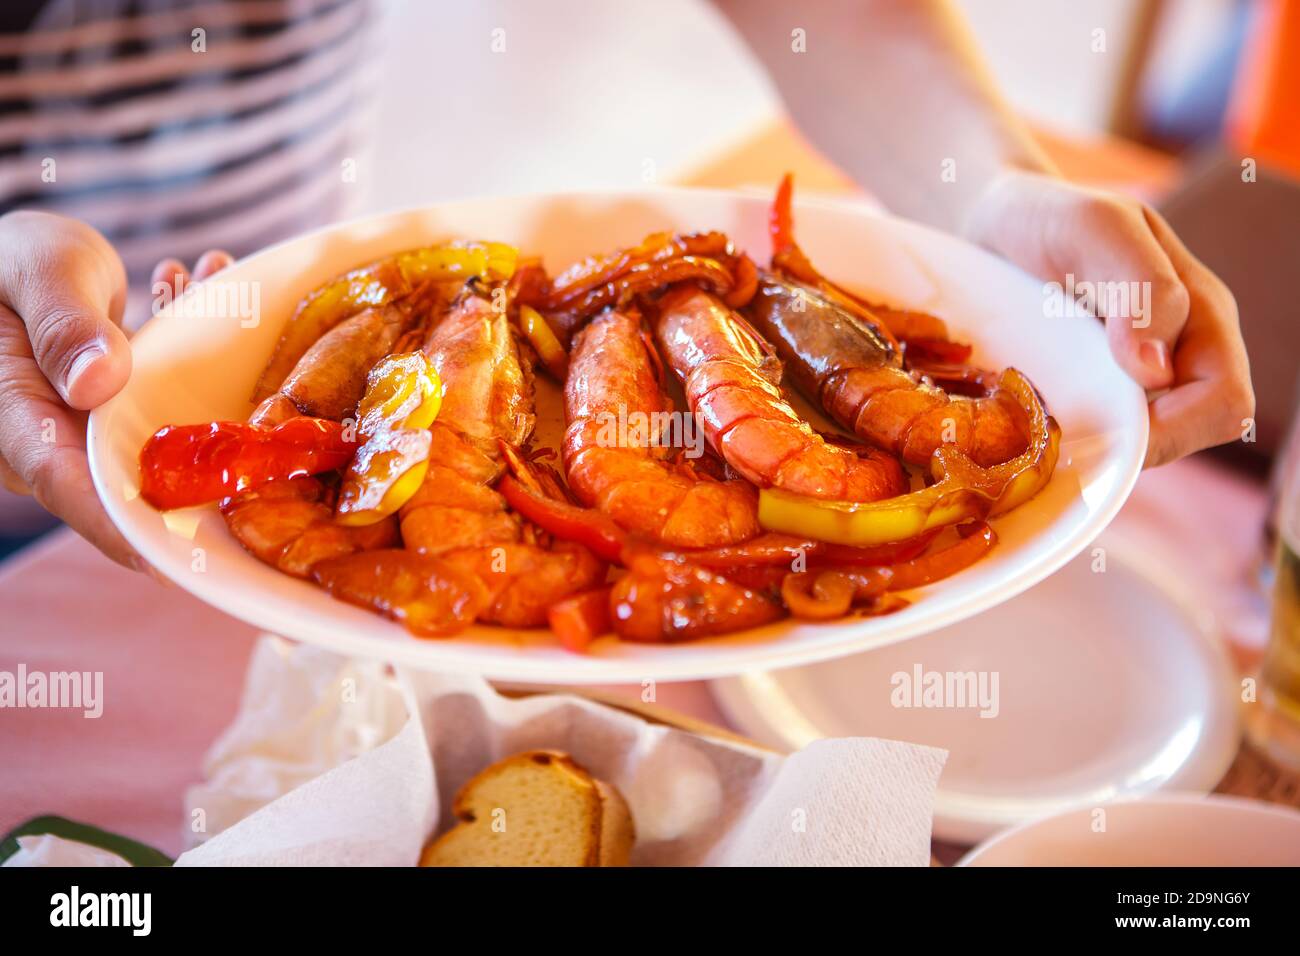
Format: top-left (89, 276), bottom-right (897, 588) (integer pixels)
top-left (518, 304), bottom-right (568, 380)
top-left (335, 429), bottom-right (432, 525)
top-left (254, 240), bottom-right (517, 400)
top-left (757, 368), bottom-right (1060, 546)
top-left (355, 351), bottom-right (442, 438)
top-left (336, 351), bottom-right (443, 526)
top-left (399, 241), bottom-right (517, 287)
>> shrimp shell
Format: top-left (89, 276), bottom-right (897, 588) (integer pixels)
top-left (563, 309), bottom-right (759, 548)
top-left (654, 285), bottom-right (906, 502)
top-left (747, 276), bottom-right (1029, 467)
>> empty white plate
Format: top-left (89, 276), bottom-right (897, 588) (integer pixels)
top-left (88, 187), bottom-right (1146, 682)
top-left (958, 794), bottom-right (1300, 865)
top-left (711, 537), bottom-right (1240, 843)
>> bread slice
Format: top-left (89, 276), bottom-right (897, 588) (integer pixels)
top-left (419, 750), bottom-right (634, 867)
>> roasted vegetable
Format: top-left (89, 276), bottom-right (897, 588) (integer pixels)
top-left (255, 241), bottom-right (517, 399)
top-left (139, 417), bottom-right (355, 510)
top-left (757, 369), bottom-right (1059, 545)
top-left (335, 351), bottom-right (443, 525)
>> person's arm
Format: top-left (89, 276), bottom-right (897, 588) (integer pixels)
top-left (0, 209), bottom-right (230, 568)
top-left (714, 0), bottom-right (1253, 467)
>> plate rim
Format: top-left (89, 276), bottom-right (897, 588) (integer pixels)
top-left (955, 792), bottom-right (1300, 866)
top-left (87, 184), bottom-right (1149, 683)
top-left (708, 535), bottom-right (1240, 840)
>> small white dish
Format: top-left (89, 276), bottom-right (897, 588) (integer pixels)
top-left (711, 538), bottom-right (1240, 842)
top-left (88, 187), bottom-right (1146, 682)
top-left (958, 794), bottom-right (1300, 866)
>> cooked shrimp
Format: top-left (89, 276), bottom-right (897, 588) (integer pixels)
top-left (611, 553), bottom-right (783, 643)
top-left (233, 283), bottom-right (602, 628)
top-left (401, 289), bottom-right (603, 627)
top-left (653, 285), bottom-right (906, 502)
top-left (222, 476), bottom-right (398, 578)
top-left (224, 361), bottom-right (398, 574)
top-left (399, 286), bottom-right (530, 558)
top-left (398, 421), bottom-right (604, 629)
top-left (563, 309), bottom-right (759, 548)
top-left (747, 275), bottom-right (1029, 467)
top-left (249, 301), bottom-right (417, 426)
top-left (381, 287), bottom-right (604, 629)
top-left (254, 243), bottom-right (504, 402)
top-left (529, 231), bottom-right (758, 342)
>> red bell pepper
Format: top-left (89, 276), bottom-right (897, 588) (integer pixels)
top-left (548, 588), bottom-right (613, 653)
top-left (770, 173), bottom-right (795, 253)
top-left (652, 531), bottom-right (938, 570)
top-left (139, 417), bottom-right (355, 510)
top-left (497, 474), bottom-right (627, 563)
top-left (883, 522), bottom-right (997, 590)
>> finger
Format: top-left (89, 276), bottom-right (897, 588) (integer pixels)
top-left (150, 257), bottom-right (189, 296)
top-left (0, 314), bottom-right (140, 568)
top-left (0, 453), bottom-right (30, 495)
top-left (1145, 379), bottom-right (1249, 468)
top-left (1140, 211), bottom-right (1254, 467)
top-left (150, 257), bottom-right (189, 325)
top-left (1143, 206), bottom-right (1240, 313)
top-left (192, 249), bottom-right (233, 281)
top-left (2, 220), bottom-right (131, 411)
top-left (1082, 205), bottom-right (1189, 392)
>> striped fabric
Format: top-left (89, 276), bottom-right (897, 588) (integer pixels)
top-left (0, 0), bottom-right (373, 302)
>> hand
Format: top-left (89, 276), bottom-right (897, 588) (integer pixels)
top-left (964, 169), bottom-right (1254, 467)
top-left (0, 209), bottom-right (230, 568)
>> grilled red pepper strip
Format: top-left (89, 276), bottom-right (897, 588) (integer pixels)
top-left (781, 522), bottom-right (996, 620)
top-left (882, 521), bottom-right (996, 590)
top-left (653, 531), bottom-right (938, 570)
top-left (901, 337), bottom-right (974, 365)
top-left (771, 174), bottom-right (981, 358)
top-left (548, 587), bottom-right (614, 653)
top-left (497, 474), bottom-right (627, 563)
top-left (798, 523), bottom-right (996, 596)
top-left (139, 417), bottom-right (355, 510)
top-left (770, 173), bottom-right (796, 254)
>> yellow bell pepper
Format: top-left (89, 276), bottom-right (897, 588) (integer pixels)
top-left (356, 352), bottom-right (442, 439)
top-left (335, 351), bottom-right (444, 525)
top-left (518, 304), bottom-right (568, 380)
top-left (398, 240), bottom-right (517, 286)
top-left (335, 429), bottom-right (432, 525)
top-left (757, 368), bottom-right (1060, 546)
top-left (255, 240), bottom-right (517, 400)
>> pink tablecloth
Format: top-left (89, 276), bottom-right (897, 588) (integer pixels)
top-left (0, 456), bottom-right (1271, 857)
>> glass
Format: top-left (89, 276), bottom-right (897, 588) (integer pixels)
top-left (1246, 417), bottom-right (1300, 768)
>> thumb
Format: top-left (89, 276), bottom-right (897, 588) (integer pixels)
top-left (2, 215), bottom-right (131, 410)
top-left (27, 298), bottom-right (132, 411)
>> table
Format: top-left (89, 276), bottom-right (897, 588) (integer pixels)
top-left (0, 453), bottom-right (1280, 859)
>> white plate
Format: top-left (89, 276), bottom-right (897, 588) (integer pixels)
top-left (958, 794), bottom-right (1300, 865)
top-left (711, 538), bottom-right (1239, 842)
top-left (88, 187), bottom-right (1147, 683)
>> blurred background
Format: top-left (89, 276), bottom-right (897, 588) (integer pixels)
top-left (1, 0), bottom-right (1296, 546)
top-left (364, 0), bottom-right (1297, 470)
